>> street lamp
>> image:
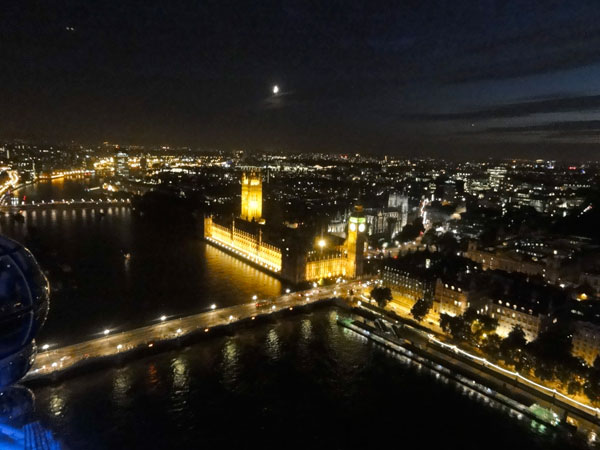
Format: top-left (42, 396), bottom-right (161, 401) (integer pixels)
top-left (210, 304), bottom-right (217, 310)
top-left (41, 344), bottom-right (50, 351)
top-left (285, 288), bottom-right (290, 294)
top-left (160, 315), bottom-right (167, 321)
top-left (252, 295), bottom-right (258, 300)
top-left (103, 329), bottom-right (110, 336)
top-left (318, 239), bottom-right (325, 249)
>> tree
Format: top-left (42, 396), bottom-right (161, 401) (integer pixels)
top-left (396, 218), bottom-right (425, 243)
top-left (568, 380), bottom-right (582, 396)
top-left (463, 308), bottom-right (498, 345)
top-left (585, 362), bottom-right (600, 405)
top-left (410, 298), bottom-right (432, 322)
top-left (421, 229), bottom-right (437, 247)
top-left (440, 313), bottom-right (453, 333)
top-left (528, 325), bottom-right (578, 385)
top-left (482, 334), bottom-right (503, 361)
top-left (436, 232), bottom-right (459, 254)
top-left (440, 313), bottom-right (470, 341)
top-left (502, 326), bottom-right (527, 351)
top-left (370, 287), bottom-right (392, 308)
top-left (500, 326), bottom-right (528, 370)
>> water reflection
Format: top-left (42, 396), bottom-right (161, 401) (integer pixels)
top-left (300, 319), bottom-right (312, 343)
top-left (220, 338), bottom-right (240, 388)
top-left (265, 329), bottom-right (281, 360)
top-left (47, 388), bottom-right (67, 418)
top-left (171, 356), bottom-right (189, 394)
top-left (146, 363), bottom-right (161, 391)
top-left (112, 367), bottom-right (133, 407)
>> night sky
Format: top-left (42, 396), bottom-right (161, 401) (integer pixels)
top-left (4, 1), bottom-right (600, 158)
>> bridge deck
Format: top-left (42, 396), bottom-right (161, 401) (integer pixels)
top-left (27, 281), bottom-right (363, 379)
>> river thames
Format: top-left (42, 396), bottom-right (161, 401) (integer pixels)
top-left (2, 178), bottom-right (590, 449)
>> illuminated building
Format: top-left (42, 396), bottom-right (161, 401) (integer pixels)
top-left (572, 321), bottom-right (600, 366)
top-left (345, 205), bottom-right (366, 278)
top-left (113, 150), bottom-right (130, 178)
top-left (240, 171), bottom-right (262, 222)
top-left (383, 252), bottom-right (477, 315)
top-left (433, 279), bottom-right (470, 317)
top-left (465, 241), bottom-right (561, 283)
top-left (382, 254), bottom-right (438, 313)
top-left (487, 299), bottom-right (543, 342)
top-left (487, 166), bottom-right (507, 190)
top-left (204, 172), bottom-right (365, 283)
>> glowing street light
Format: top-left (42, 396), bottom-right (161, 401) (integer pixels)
top-left (252, 294), bottom-right (258, 300)
top-left (285, 288), bottom-right (290, 294)
top-left (160, 315), bottom-right (167, 321)
top-left (117, 344), bottom-right (123, 350)
top-left (210, 304), bottom-right (217, 310)
top-left (272, 85), bottom-right (279, 94)
top-left (103, 329), bottom-right (110, 336)
top-left (41, 344), bottom-right (50, 351)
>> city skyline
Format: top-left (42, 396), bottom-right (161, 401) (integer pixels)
top-left (4, 2), bottom-right (600, 158)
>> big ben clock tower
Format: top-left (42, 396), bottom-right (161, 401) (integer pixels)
top-left (346, 204), bottom-right (366, 278)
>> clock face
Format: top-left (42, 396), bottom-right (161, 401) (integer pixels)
top-left (358, 223), bottom-right (366, 233)
top-left (349, 223), bottom-right (357, 232)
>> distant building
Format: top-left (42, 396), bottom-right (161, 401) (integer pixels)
top-left (433, 278), bottom-right (471, 317)
top-left (140, 156), bottom-right (148, 174)
top-left (364, 208), bottom-right (401, 238)
top-left (388, 191), bottom-right (409, 229)
top-left (113, 150), bottom-right (129, 178)
top-left (240, 171), bottom-right (263, 222)
top-left (556, 300), bottom-right (600, 365)
top-left (486, 298), bottom-right (544, 342)
top-left (487, 166), bottom-right (507, 190)
top-left (474, 271), bottom-right (564, 342)
top-left (382, 252), bottom-right (475, 313)
top-left (465, 241), bottom-right (561, 284)
top-left (572, 321), bottom-right (600, 366)
top-left (204, 171), bottom-right (366, 283)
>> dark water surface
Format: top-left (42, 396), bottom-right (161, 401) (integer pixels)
top-left (2, 179), bottom-right (589, 449)
top-left (31, 310), bottom-right (580, 450)
top-left (5, 178), bottom-right (283, 345)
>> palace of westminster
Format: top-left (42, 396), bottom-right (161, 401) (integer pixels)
top-left (203, 171), bottom-right (366, 284)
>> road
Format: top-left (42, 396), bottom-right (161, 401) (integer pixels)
top-left (27, 279), bottom-right (370, 379)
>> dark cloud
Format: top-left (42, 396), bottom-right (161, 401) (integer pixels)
top-left (481, 120), bottom-right (600, 134)
top-left (401, 95), bottom-right (600, 121)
